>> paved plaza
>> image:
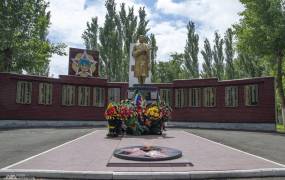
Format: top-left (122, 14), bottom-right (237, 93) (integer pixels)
top-left (0, 128), bottom-right (93, 169)
top-left (187, 129), bottom-right (285, 165)
top-left (0, 128), bottom-right (285, 179)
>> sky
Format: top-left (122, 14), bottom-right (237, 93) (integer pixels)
top-left (47, 0), bottom-right (244, 77)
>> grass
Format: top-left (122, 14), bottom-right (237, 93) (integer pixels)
top-left (276, 124), bottom-right (285, 133)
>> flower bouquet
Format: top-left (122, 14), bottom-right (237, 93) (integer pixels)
top-left (144, 103), bottom-right (163, 135)
top-left (105, 102), bottom-right (122, 137)
top-left (119, 100), bottom-right (141, 135)
top-left (105, 93), bottom-right (172, 136)
top-left (159, 102), bottom-right (172, 123)
top-left (145, 105), bottom-right (161, 120)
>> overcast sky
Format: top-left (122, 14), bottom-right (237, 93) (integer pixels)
top-left (47, 0), bottom-right (244, 77)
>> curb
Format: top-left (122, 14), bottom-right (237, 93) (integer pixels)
top-left (167, 122), bottom-right (276, 132)
top-left (0, 120), bottom-right (107, 129)
top-left (1, 168), bottom-right (285, 179)
top-left (0, 170), bottom-right (113, 180)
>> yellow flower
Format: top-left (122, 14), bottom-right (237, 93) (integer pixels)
top-left (108, 125), bottom-right (115, 129)
top-left (107, 103), bottom-right (113, 109)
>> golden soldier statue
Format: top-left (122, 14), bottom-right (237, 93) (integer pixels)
top-left (132, 35), bottom-right (150, 85)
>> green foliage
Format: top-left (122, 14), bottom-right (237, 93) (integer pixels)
top-left (135, 7), bottom-right (150, 39)
top-left (234, 0), bottom-right (285, 124)
top-left (83, 0), bottom-right (152, 82)
top-left (98, 0), bottom-right (123, 81)
top-left (150, 33), bottom-right (158, 82)
top-left (213, 32), bottom-right (224, 80)
top-left (0, 0), bottom-right (66, 75)
top-left (183, 21), bottom-right (199, 78)
top-left (234, 53), bottom-right (265, 78)
top-left (156, 53), bottom-right (187, 83)
top-left (82, 17), bottom-right (106, 76)
top-left (224, 28), bottom-right (235, 79)
top-left (201, 38), bottom-right (213, 78)
top-left (235, 0), bottom-right (285, 56)
top-left (82, 17), bottom-right (98, 50)
top-left (119, 3), bottom-right (138, 81)
top-left (276, 124), bottom-right (285, 133)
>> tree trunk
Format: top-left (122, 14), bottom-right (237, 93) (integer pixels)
top-left (2, 48), bottom-right (12, 72)
top-left (276, 51), bottom-right (285, 125)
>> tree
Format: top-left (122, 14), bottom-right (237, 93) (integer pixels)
top-left (82, 17), bottom-right (99, 50)
top-left (213, 32), bottom-right (224, 80)
top-left (224, 28), bottom-right (235, 79)
top-left (183, 21), bottom-right (199, 78)
top-left (201, 38), bottom-right (213, 78)
top-left (99, 0), bottom-right (123, 81)
top-left (135, 7), bottom-right (149, 39)
top-left (234, 0), bottom-right (285, 124)
top-left (84, 0), bottom-right (152, 82)
top-left (156, 53), bottom-right (186, 83)
top-left (0, 0), bottom-right (66, 75)
top-left (119, 3), bottom-right (138, 81)
top-left (234, 52), bottom-right (265, 78)
top-left (150, 33), bottom-right (158, 82)
top-left (82, 17), bottom-right (106, 76)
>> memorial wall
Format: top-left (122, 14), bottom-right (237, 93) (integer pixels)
top-left (0, 73), bottom-right (275, 123)
top-left (0, 47), bottom-right (276, 123)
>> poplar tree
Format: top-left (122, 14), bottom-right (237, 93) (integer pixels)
top-left (213, 32), bottom-right (224, 80)
top-left (224, 28), bottom-right (235, 79)
top-left (150, 33), bottom-right (158, 82)
top-left (82, 17), bottom-right (98, 50)
top-left (136, 7), bottom-right (150, 38)
top-left (84, 0), bottom-right (152, 82)
top-left (82, 17), bottom-right (106, 76)
top-left (184, 21), bottom-right (199, 78)
top-left (201, 38), bottom-right (213, 78)
top-left (119, 3), bottom-right (137, 81)
top-left (99, 0), bottom-right (121, 81)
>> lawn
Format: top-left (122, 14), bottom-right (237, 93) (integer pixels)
top-left (276, 124), bottom-right (285, 133)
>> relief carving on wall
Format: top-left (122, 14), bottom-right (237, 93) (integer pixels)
top-left (71, 50), bottom-right (97, 77)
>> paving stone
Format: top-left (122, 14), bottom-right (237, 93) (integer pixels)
top-left (1, 129), bottom-right (285, 179)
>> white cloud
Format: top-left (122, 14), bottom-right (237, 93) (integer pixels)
top-left (149, 21), bottom-right (187, 60)
top-left (49, 52), bottom-right (69, 78)
top-left (156, 0), bottom-right (243, 36)
top-left (154, 0), bottom-right (244, 68)
top-left (47, 0), bottom-right (244, 76)
top-left (116, 0), bottom-right (152, 16)
top-left (47, 0), bottom-right (151, 77)
top-left (47, 0), bottom-right (106, 77)
top-left (48, 0), bottom-right (106, 44)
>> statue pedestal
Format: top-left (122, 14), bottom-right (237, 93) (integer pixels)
top-left (128, 84), bottom-right (158, 104)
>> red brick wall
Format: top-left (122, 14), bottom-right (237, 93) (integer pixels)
top-left (154, 78), bottom-right (276, 123)
top-left (0, 73), bottom-right (128, 121)
top-left (0, 73), bottom-right (276, 123)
